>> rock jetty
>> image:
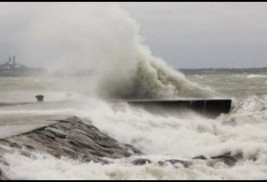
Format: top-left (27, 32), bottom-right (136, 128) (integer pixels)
top-left (0, 116), bottom-right (245, 179)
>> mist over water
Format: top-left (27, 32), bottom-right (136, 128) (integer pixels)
top-left (0, 2), bottom-right (267, 180)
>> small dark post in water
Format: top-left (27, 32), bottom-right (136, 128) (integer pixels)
top-left (35, 95), bottom-right (44, 102)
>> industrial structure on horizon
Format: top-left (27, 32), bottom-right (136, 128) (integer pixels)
top-left (0, 56), bottom-right (19, 72)
top-left (0, 56), bottom-right (44, 76)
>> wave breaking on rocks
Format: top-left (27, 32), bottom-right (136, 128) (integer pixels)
top-left (0, 116), bottom-right (245, 180)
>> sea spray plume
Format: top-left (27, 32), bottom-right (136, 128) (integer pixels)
top-left (30, 2), bottom-right (142, 93)
top-left (96, 5), bottom-right (217, 99)
top-left (126, 45), bottom-right (215, 99)
top-left (27, 3), bottom-right (139, 75)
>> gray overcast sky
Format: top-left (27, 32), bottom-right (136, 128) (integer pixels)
top-left (120, 2), bottom-right (267, 68)
top-left (0, 2), bottom-right (267, 69)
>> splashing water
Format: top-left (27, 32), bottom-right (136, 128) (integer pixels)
top-left (95, 13), bottom-right (218, 99)
top-left (1, 2), bottom-right (266, 180)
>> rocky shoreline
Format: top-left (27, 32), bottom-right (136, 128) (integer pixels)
top-left (0, 116), bottom-right (245, 180)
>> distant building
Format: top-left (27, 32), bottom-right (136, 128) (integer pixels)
top-left (0, 56), bottom-right (45, 76)
top-left (0, 56), bottom-right (17, 72)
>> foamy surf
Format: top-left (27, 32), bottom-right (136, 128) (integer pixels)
top-left (0, 95), bottom-right (266, 180)
top-left (0, 2), bottom-right (267, 180)
top-left (1, 150), bottom-right (266, 180)
top-left (246, 74), bottom-right (267, 79)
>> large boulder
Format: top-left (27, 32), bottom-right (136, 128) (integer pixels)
top-left (0, 116), bottom-right (143, 165)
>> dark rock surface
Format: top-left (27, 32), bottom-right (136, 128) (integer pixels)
top-left (0, 116), bottom-right (143, 179)
top-left (192, 152), bottom-right (244, 167)
top-left (193, 155), bottom-right (207, 160)
top-left (0, 116), bottom-right (143, 162)
top-left (132, 158), bottom-right (152, 165)
top-left (210, 153), bottom-right (237, 167)
top-left (157, 159), bottom-right (192, 168)
top-left (209, 152), bottom-right (244, 167)
top-left (130, 152), bottom-right (244, 168)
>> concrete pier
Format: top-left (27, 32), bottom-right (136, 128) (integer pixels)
top-left (127, 99), bottom-right (232, 118)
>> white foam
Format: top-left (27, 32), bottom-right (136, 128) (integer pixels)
top-left (0, 94), bottom-right (267, 179)
top-left (246, 74), bottom-right (267, 78)
top-left (2, 149), bottom-right (267, 180)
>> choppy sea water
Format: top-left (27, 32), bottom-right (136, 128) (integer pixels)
top-left (0, 73), bottom-right (267, 180)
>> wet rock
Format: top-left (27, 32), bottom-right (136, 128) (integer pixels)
top-left (157, 159), bottom-right (192, 168)
top-left (163, 159), bottom-right (192, 168)
top-left (0, 116), bottom-right (143, 164)
top-left (9, 142), bottom-right (21, 149)
top-left (233, 151), bottom-right (243, 160)
top-left (125, 144), bottom-right (142, 155)
top-left (19, 150), bottom-right (32, 158)
top-left (157, 161), bottom-right (165, 166)
top-left (0, 158), bottom-right (9, 167)
top-left (0, 146), bottom-right (7, 152)
top-left (248, 154), bottom-right (258, 161)
top-left (132, 158), bottom-right (152, 165)
top-left (0, 158), bottom-right (9, 180)
top-left (41, 130), bottom-right (56, 139)
top-left (211, 152), bottom-right (237, 167)
top-left (0, 167), bottom-right (8, 180)
top-left (192, 155), bottom-right (207, 160)
top-left (45, 127), bottom-right (66, 138)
